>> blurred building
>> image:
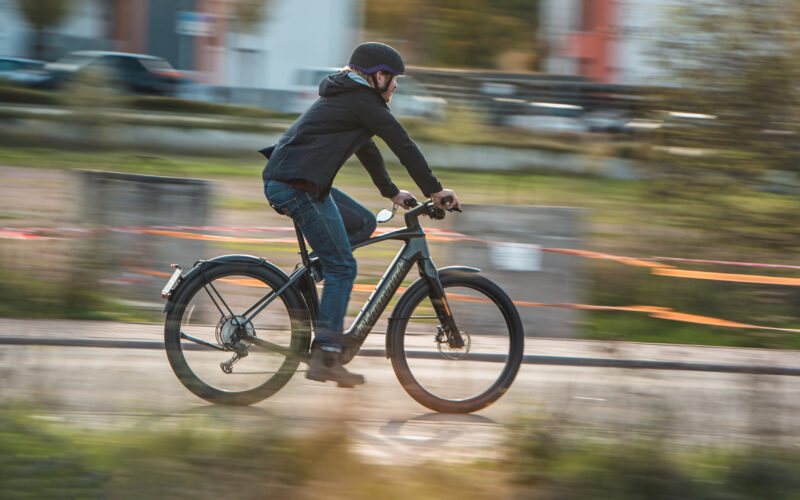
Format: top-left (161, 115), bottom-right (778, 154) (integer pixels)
top-left (0, 0), bottom-right (112, 60)
top-left (541, 0), bottom-right (675, 85)
top-left (0, 0), bottom-right (360, 93)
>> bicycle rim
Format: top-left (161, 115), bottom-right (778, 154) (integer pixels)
top-left (390, 274), bottom-right (523, 413)
top-left (166, 264), bottom-right (308, 405)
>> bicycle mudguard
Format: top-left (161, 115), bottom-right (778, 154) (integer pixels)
top-left (385, 266), bottom-right (480, 358)
top-left (161, 254), bottom-right (291, 313)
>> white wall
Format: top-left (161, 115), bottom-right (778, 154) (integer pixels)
top-left (540, 0), bottom-right (580, 77)
top-left (616, 0), bottom-right (675, 85)
top-left (0, 0), bottom-right (107, 60)
top-left (225, 0), bottom-right (359, 90)
top-left (0, 0), bottom-right (29, 57)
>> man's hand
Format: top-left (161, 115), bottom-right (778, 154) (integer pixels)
top-left (431, 189), bottom-right (461, 211)
top-left (391, 190), bottom-right (416, 209)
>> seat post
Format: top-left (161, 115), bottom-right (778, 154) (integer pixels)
top-left (294, 222), bottom-right (312, 266)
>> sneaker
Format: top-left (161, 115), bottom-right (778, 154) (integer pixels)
top-left (306, 347), bottom-right (365, 388)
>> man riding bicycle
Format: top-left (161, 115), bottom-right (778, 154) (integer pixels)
top-left (261, 42), bottom-right (460, 388)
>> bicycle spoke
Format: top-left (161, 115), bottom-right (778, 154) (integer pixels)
top-left (242, 289), bottom-right (276, 319)
top-left (203, 284), bottom-right (228, 318)
top-left (204, 279), bottom-right (236, 318)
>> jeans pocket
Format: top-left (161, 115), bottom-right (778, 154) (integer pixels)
top-left (265, 180), bottom-right (310, 222)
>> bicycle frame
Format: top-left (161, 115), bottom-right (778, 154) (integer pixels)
top-left (238, 201), bottom-right (462, 359)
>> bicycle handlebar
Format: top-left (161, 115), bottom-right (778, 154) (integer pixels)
top-left (402, 196), bottom-right (461, 224)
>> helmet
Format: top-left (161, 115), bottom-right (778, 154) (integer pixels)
top-left (348, 42), bottom-right (405, 75)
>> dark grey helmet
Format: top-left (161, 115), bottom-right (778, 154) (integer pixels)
top-left (348, 42), bottom-right (405, 75)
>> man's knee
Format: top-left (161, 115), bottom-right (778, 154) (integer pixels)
top-left (363, 216), bottom-right (377, 239)
top-left (324, 255), bottom-right (358, 283)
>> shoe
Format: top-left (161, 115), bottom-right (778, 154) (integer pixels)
top-left (306, 347), bottom-right (365, 388)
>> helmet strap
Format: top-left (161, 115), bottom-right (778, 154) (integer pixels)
top-left (371, 72), bottom-right (392, 94)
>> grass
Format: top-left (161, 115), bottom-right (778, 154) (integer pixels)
top-left (2, 404), bottom-right (800, 499)
top-left (0, 147), bottom-right (263, 177)
top-left (0, 406), bottom-right (504, 500)
top-left (0, 82), bottom-right (654, 155)
top-left (0, 267), bottom-right (157, 322)
top-left (0, 146), bottom-right (797, 348)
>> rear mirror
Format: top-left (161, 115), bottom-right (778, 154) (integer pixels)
top-left (376, 209), bottom-right (394, 223)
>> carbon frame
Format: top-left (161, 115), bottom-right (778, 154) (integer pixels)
top-left (300, 205), bottom-right (458, 352)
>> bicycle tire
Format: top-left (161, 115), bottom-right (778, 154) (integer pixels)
top-left (388, 271), bottom-right (524, 413)
top-left (164, 262), bottom-right (311, 405)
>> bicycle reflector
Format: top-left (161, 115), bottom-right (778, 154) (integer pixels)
top-left (161, 264), bottom-right (182, 299)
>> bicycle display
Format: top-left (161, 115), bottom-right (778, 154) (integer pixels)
top-left (161, 199), bottom-right (524, 413)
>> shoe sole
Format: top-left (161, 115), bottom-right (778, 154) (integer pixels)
top-left (305, 372), bottom-right (363, 388)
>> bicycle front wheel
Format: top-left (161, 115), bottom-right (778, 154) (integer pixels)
top-left (388, 272), bottom-right (524, 413)
top-left (164, 262), bottom-right (311, 405)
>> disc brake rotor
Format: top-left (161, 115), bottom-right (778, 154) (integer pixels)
top-left (436, 329), bottom-right (471, 360)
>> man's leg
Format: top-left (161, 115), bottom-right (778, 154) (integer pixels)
top-left (264, 180), bottom-right (363, 387)
top-left (330, 187), bottom-right (378, 245)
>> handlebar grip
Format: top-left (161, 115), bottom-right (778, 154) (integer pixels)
top-left (440, 195), bottom-right (462, 212)
top-left (403, 197), bottom-right (419, 208)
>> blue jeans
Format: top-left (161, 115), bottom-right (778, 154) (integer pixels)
top-left (264, 180), bottom-right (376, 351)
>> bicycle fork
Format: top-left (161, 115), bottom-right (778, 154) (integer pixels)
top-left (418, 258), bottom-right (464, 349)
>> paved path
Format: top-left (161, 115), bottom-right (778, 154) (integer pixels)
top-left (2, 318), bottom-right (799, 372)
top-left (2, 319), bottom-right (800, 463)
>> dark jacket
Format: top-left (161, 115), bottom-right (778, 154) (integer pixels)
top-left (261, 71), bottom-right (442, 200)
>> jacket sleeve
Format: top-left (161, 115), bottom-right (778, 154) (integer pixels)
top-left (355, 139), bottom-right (400, 198)
top-left (359, 100), bottom-right (443, 197)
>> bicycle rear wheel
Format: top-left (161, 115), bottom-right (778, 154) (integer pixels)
top-left (388, 272), bottom-right (524, 413)
top-left (164, 262), bottom-right (311, 405)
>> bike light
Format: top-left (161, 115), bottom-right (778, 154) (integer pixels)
top-left (161, 265), bottom-right (182, 299)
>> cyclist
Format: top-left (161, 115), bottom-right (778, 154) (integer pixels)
top-left (261, 42), bottom-right (460, 388)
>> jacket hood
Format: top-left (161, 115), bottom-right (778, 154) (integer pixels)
top-left (319, 70), bottom-right (371, 97)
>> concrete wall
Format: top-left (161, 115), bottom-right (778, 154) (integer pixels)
top-left (452, 205), bottom-right (583, 338)
top-left (79, 170), bottom-right (211, 305)
top-left (0, 118), bottom-right (639, 180)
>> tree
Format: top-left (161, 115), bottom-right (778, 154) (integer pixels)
top-left (228, 0), bottom-right (272, 34)
top-left (15, 0), bottom-right (73, 60)
top-left (365, 0), bottom-right (542, 70)
top-left (648, 0), bottom-right (800, 252)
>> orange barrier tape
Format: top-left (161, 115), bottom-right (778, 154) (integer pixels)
top-left (652, 267), bottom-right (800, 286)
top-left (548, 248), bottom-right (800, 287)
top-left (139, 230), bottom-right (800, 286)
top-left (139, 229), bottom-right (299, 244)
top-left (12, 218), bottom-right (789, 288)
top-left (138, 269), bottom-right (798, 334)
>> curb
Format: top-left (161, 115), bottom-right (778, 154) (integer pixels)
top-left (3, 337), bottom-right (799, 376)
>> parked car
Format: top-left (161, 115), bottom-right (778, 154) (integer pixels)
top-left (288, 67), bottom-right (446, 118)
top-left (19, 51), bottom-right (188, 96)
top-left (0, 57), bottom-right (45, 82)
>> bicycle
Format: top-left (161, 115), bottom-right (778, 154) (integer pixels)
top-left (161, 198), bottom-right (524, 413)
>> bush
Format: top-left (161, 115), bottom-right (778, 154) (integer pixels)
top-left (125, 96), bottom-right (297, 120)
top-left (0, 85), bottom-right (61, 106)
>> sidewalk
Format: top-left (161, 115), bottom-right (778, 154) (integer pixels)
top-left (2, 318), bottom-right (799, 374)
